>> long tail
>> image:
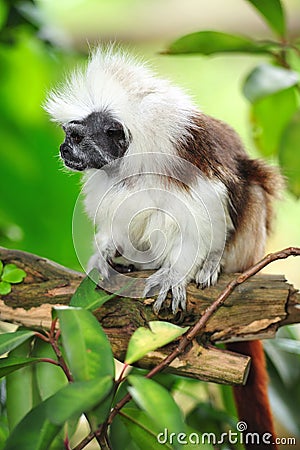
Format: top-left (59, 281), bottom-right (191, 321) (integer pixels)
top-left (226, 340), bottom-right (278, 450)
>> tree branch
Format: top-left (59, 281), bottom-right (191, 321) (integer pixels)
top-left (0, 246), bottom-right (299, 387)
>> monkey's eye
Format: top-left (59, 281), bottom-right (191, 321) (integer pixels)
top-left (106, 128), bottom-right (125, 140)
top-left (70, 131), bottom-right (83, 144)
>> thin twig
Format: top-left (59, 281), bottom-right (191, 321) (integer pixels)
top-left (73, 426), bottom-right (104, 450)
top-left (40, 358), bottom-right (60, 366)
top-left (74, 246), bottom-right (300, 449)
top-left (48, 318), bottom-right (74, 382)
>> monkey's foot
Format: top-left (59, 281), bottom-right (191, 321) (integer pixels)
top-left (195, 257), bottom-right (221, 289)
top-left (143, 268), bottom-right (187, 314)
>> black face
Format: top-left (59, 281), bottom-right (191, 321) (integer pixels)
top-left (60, 111), bottom-right (131, 171)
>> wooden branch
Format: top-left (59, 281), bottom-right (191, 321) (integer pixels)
top-left (0, 247), bottom-right (299, 386)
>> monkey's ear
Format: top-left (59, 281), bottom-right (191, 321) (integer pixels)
top-left (110, 126), bottom-right (132, 154)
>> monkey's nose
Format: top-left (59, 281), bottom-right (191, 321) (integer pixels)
top-left (60, 144), bottom-right (72, 159)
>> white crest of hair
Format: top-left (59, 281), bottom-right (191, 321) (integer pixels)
top-left (45, 45), bottom-right (198, 172)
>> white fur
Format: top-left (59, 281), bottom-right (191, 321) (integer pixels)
top-left (45, 46), bottom-right (232, 312)
top-left (45, 47), bottom-right (195, 171)
top-left (82, 163), bottom-right (231, 312)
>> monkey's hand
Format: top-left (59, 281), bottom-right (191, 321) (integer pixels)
top-left (143, 268), bottom-right (187, 314)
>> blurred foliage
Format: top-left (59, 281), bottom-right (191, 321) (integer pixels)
top-left (0, 0), bottom-right (300, 449)
top-left (0, 1), bottom-right (82, 269)
top-left (166, 0), bottom-right (300, 198)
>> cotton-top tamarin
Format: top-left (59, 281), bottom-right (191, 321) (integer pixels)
top-left (45, 46), bottom-right (282, 448)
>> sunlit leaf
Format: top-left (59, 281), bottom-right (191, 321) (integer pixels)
top-left (245, 0), bottom-right (286, 37)
top-left (0, 281), bottom-right (11, 296)
top-left (125, 321), bottom-right (188, 365)
top-left (0, 330), bottom-right (35, 356)
top-left (1, 268), bottom-right (26, 283)
top-left (243, 64), bottom-right (299, 103)
top-left (166, 31), bottom-right (273, 55)
top-left (250, 86), bottom-right (298, 157)
top-left (128, 376), bottom-right (185, 450)
top-left (55, 307), bottom-right (114, 381)
top-left (279, 110), bottom-right (300, 197)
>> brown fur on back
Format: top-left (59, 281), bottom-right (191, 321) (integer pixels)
top-left (178, 113), bottom-right (283, 271)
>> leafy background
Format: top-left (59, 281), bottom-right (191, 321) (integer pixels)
top-left (1, 0), bottom-right (300, 283)
top-left (1, 0), bottom-right (300, 448)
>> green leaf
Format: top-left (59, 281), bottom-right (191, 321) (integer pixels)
top-left (125, 321), bottom-right (188, 365)
top-left (110, 414), bottom-right (140, 450)
top-left (0, 330), bottom-right (35, 356)
top-left (0, 356), bottom-right (40, 378)
top-left (243, 64), bottom-right (299, 103)
top-left (0, 260), bottom-right (3, 276)
top-left (86, 392), bottom-right (114, 431)
top-left (120, 407), bottom-right (172, 450)
top-left (6, 341), bottom-right (38, 431)
top-left (279, 110), bottom-right (300, 197)
top-left (70, 269), bottom-right (134, 311)
top-left (55, 307), bottom-right (114, 381)
top-left (250, 86), bottom-right (298, 157)
top-left (0, 281), bottom-right (11, 296)
top-left (34, 340), bottom-right (79, 444)
top-left (33, 340), bottom-right (68, 400)
top-left (70, 268), bottom-right (113, 310)
top-left (46, 376), bottom-right (113, 425)
top-left (4, 376), bottom-right (113, 450)
top-left (166, 31), bottom-right (273, 55)
top-left (245, 0), bottom-right (286, 37)
top-left (0, 416), bottom-right (9, 450)
top-left (4, 402), bottom-right (61, 450)
top-left (128, 376), bottom-right (185, 450)
top-left (1, 263), bottom-right (26, 283)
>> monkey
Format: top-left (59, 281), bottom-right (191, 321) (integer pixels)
top-left (45, 46), bottom-right (283, 449)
